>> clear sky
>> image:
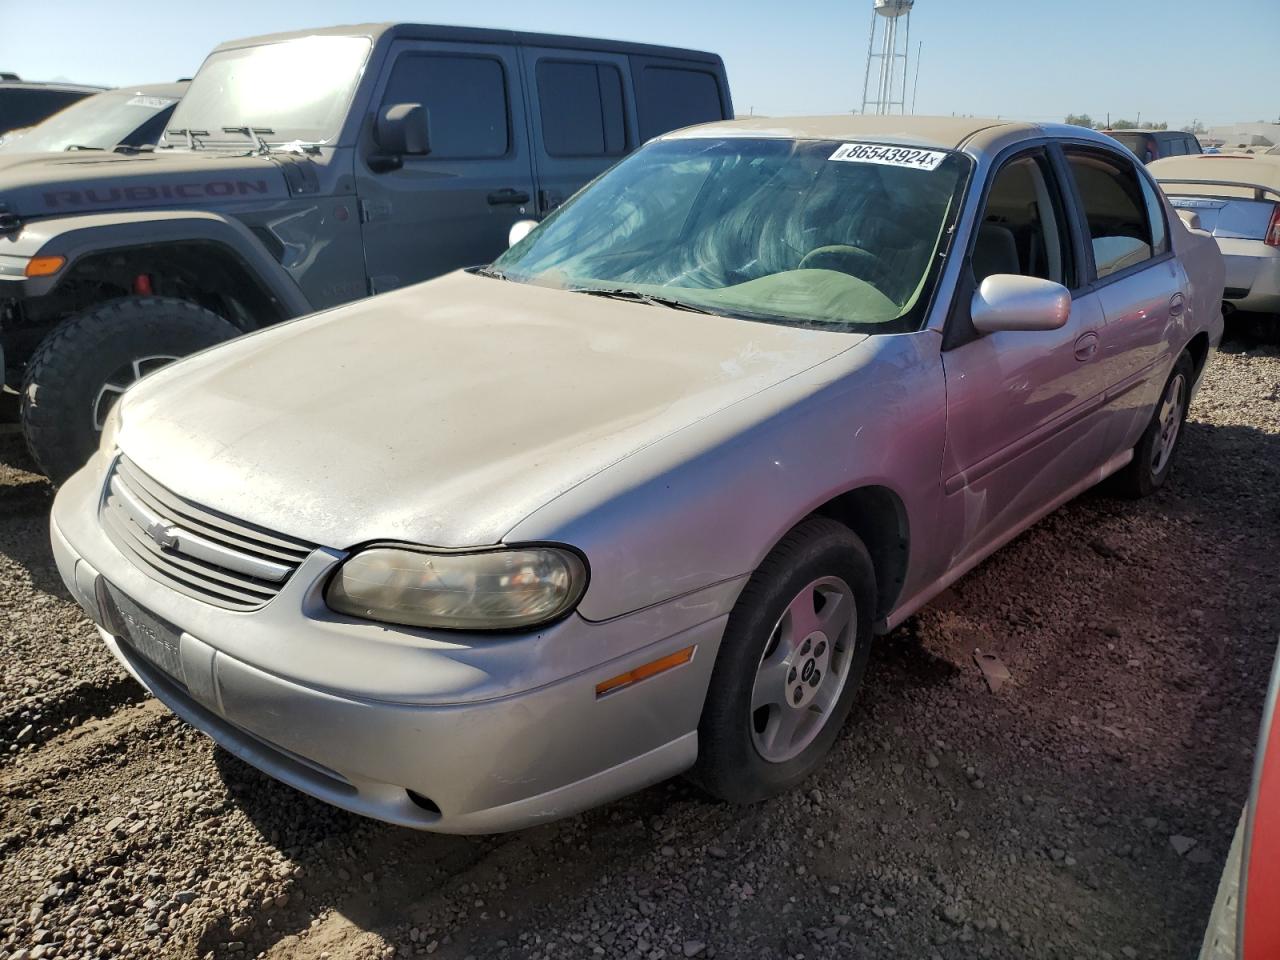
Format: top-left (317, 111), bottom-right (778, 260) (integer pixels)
top-left (2, 0), bottom-right (1276, 130)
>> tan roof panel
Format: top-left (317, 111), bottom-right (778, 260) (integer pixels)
top-left (662, 115), bottom-right (1033, 150)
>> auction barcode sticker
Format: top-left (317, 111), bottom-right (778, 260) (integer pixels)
top-left (829, 142), bottom-right (948, 171)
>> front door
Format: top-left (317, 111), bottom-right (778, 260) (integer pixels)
top-left (356, 40), bottom-right (537, 293)
top-left (939, 148), bottom-right (1109, 569)
top-left (519, 46), bottom-right (637, 217)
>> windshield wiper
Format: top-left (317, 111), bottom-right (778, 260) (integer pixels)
top-left (63, 144), bottom-right (104, 152)
top-left (571, 287), bottom-right (717, 315)
top-left (165, 128), bottom-right (208, 149)
top-left (472, 265), bottom-right (510, 281)
top-left (222, 125), bottom-right (274, 154)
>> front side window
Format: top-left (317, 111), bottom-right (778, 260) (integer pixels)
top-left (972, 153), bottom-right (1072, 287)
top-left (495, 137), bottom-right (970, 333)
top-left (166, 36), bottom-right (371, 146)
top-left (382, 53), bottom-right (509, 159)
top-left (536, 61), bottom-right (626, 157)
top-left (1064, 149), bottom-right (1162, 279)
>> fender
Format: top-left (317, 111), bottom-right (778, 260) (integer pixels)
top-left (0, 209), bottom-right (312, 317)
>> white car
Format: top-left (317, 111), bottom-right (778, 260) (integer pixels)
top-left (1151, 154), bottom-right (1280, 317)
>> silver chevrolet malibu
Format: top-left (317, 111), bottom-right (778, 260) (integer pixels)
top-left (51, 116), bottom-right (1225, 833)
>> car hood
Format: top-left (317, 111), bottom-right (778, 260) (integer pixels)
top-left (117, 271), bottom-right (864, 549)
top-left (0, 149), bottom-right (290, 217)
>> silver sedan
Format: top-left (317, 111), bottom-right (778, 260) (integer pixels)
top-left (51, 116), bottom-right (1224, 833)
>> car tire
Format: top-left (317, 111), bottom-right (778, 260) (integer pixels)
top-left (21, 296), bottom-right (239, 483)
top-left (1111, 352), bottom-right (1195, 499)
top-left (690, 517), bottom-right (876, 804)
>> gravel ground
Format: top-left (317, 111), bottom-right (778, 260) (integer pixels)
top-left (2, 331), bottom-right (1278, 960)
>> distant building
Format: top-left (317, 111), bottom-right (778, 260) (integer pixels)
top-left (1208, 121), bottom-right (1280, 148)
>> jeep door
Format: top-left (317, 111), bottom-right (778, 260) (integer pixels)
top-left (356, 40), bottom-right (537, 293)
top-left (519, 47), bottom-right (636, 217)
top-left (938, 146), bottom-right (1111, 571)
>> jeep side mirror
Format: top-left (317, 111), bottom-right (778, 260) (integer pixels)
top-left (370, 103), bottom-right (430, 172)
top-left (970, 274), bottom-right (1071, 334)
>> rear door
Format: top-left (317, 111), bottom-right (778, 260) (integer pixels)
top-left (1059, 145), bottom-right (1184, 456)
top-left (520, 47), bottom-right (636, 217)
top-left (355, 39), bottom-right (537, 293)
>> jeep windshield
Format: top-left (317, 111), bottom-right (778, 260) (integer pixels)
top-left (161, 35), bottom-right (371, 148)
top-left (493, 137), bottom-right (970, 333)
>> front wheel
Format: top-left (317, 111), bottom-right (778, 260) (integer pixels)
top-left (21, 297), bottom-right (239, 482)
top-left (1111, 352), bottom-right (1195, 499)
top-left (690, 517), bottom-right (876, 804)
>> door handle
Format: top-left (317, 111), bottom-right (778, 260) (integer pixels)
top-left (1169, 293), bottom-right (1186, 317)
top-left (487, 188), bottom-right (531, 206)
top-left (1074, 331), bottom-right (1099, 361)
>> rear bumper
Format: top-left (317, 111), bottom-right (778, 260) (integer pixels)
top-left (51, 462), bottom-right (733, 833)
top-left (1219, 240), bottom-right (1280, 312)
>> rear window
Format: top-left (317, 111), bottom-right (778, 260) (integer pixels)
top-left (637, 66), bottom-right (724, 142)
top-left (536, 61), bottom-right (626, 157)
top-left (0, 88), bottom-right (89, 134)
top-left (382, 53), bottom-right (510, 159)
top-left (1110, 132), bottom-right (1154, 163)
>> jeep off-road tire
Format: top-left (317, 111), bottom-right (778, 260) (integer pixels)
top-left (21, 297), bottom-right (239, 482)
top-left (690, 517), bottom-right (876, 804)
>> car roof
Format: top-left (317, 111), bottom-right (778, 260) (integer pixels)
top-left (658, 115), bottom-right (1105, 153)
top-left (212, 22), bottom-right (722, 64)
top-left (0, 81), bottom-right (106, 94)
top-left (1150, 153), bottom-right (1280, 194)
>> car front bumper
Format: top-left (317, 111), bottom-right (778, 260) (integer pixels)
top-left (51, 460), bottom-right (736, 833)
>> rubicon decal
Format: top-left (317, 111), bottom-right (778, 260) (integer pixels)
top-left (43, 180), bottom-right (271, 208)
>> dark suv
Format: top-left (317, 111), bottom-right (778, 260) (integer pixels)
top-left (0, 24), bottom-right (732, 479)
top-left (1105, 129), bottom-right (1203, 164)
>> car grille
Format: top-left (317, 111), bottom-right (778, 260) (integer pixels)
top-left (100, 456), bottom-right (315, 611)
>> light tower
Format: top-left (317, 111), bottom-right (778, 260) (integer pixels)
top-left (860, 0), bottom-right (914, 116)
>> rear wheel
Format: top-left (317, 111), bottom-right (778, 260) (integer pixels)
top-left (1111, 353), bottom-right (1194, 499)
top-left (691, 517), bottom-right (876, 804)
top-left (21, 297), bottom-right (238, 482)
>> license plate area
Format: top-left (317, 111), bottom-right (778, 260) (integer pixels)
top-left (97, 579), bottom-right (185, 682)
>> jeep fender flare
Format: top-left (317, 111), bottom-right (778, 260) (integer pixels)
top-left (3, 209), bottom-right (312, 318)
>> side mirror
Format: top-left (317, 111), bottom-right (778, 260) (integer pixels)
top-left (1175, 208), bottom-right (1203, 232)
top-left (970, 274), bottom-right (1071, 334)
top-left (508, 219), bottom-right (538, 248)
top-left (374, 103), bottom-right (430, 157)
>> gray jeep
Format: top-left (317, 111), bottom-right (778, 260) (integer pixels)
top-left (0, 23), bottom-right (731, 479)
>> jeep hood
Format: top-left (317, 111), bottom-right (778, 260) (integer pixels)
top-left (117, 271), bottom-right (864, 549)
top-left (0, 149), bottom-right (290, 216)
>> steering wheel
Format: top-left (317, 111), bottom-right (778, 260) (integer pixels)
top-left (798, 244), bottom-right (879, 281)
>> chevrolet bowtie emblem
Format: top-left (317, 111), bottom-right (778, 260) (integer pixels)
top-left (145, 521), bottom-right (179, 550)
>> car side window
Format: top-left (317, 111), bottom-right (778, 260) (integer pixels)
top-left (381, 53), bottom-right (509, 159)
top-left (972, 153), bottom-right (1072, 288)
top-left (636, 66), bottom-right (724, 143)
top-left (535, 60), bottom-right (627, 158)
top-left (1063, 149), bottom-right (1163, 280)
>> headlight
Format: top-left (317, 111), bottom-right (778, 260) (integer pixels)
top-left (99, 401), bottom-right (123, 454)
top-left (325, 545), bottom-right (588, 631)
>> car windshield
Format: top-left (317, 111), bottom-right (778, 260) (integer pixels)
top-left (494, 137), bottom-right (970, 332)
top-left (162, 35), bottom-right (371, 147)
top-left (0, 89), bottom-right (178, 153)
